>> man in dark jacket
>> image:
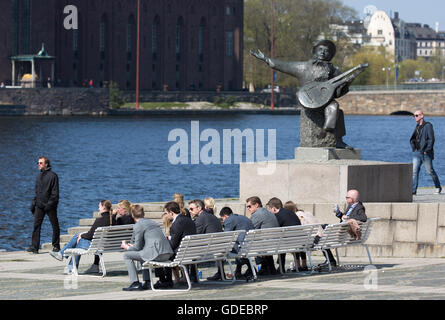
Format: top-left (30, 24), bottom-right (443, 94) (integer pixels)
top-left (410, 110), bottom-right (442, 195)
top-left (334, 190), bottom-right (367, 223)
top-left (191, 199), bottom-right (223, 234)
top-left (189, 199), bottom-right (223, 281)
top-left (267, 197), bottom-right (302, 272)
top-left (154, 201), bottom-right (196, 289)
top-left (27, 156), bottom-right (60, 254)
top-left (322, 189), bottom-right (367, 268)
top-left (219, 207), bottom-right (255, 279)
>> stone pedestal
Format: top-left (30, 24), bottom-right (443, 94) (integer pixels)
top-left (239, 159), bottom-right (413, 204)
top-left (295, 147), bottom-right (361, 161)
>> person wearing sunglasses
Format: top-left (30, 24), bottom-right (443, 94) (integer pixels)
top-left (27, 156), bottom-right (60, 254)
top-left (245, 196), bottom-right (279, 276)
top-left (410, 110), bottom-right (442, 195)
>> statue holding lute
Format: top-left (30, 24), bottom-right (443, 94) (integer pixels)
top-left (251, 40), bottom-right (369, 149)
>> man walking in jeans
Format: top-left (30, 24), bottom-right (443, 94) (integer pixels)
top-left (410, 110), bottom-right (442, 195)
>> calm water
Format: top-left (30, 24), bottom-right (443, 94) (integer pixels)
top-left (0, 114), bottom-right (444, 251)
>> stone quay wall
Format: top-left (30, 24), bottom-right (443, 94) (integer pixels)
top-left (292, 202), bottom-right (445, 259)
top-left (0, 88), bottom-right (109, 115)
top-left (1, 88), bottom-right (445, 116)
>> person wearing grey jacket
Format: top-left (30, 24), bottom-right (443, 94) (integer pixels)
top-left (410, 110), bottom-right (442, 195)
top-left (121, 205), bottom-right (173, 291)
top-left (246, 196), bottom-right (279, 275)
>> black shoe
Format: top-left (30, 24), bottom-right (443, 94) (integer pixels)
top-left (257, 267), bottom-right (270, 276)
top-left (26, 247), bottom-right (38, 254)
top-left (142, 281), bottom-right (151, 290)
top-left (206, 272), bottom-right (222, 281)
top-left (52, 246), bottom-right (60, 252)
top-left (299, 266), bottom-right (309, 272)
top-left (122, 281), bottom-right (143, 291)
top-left (318, 260), bottom-right (337, 268)
top-left (153, 280), bottom-right (174, 289)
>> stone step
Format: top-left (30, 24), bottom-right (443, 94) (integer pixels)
top-left (93, 211), bottom-right (164, 219)
top-left (79, 218), bottom-right (95, 226)
top-left (67, 226), bottom-right (91, 235)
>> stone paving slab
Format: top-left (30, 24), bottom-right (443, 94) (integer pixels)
top-left (1, 249), bottom-right (445, 300)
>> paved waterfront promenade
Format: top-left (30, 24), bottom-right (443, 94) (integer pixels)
top-left (1, 249), bottom-right (445, 300)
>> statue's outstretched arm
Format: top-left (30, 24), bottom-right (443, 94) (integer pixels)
top-left (250, 49), bottom-right (302, 79)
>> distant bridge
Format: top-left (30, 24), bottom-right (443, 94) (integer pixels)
top-left (338, 90), bottom-right (445, 116)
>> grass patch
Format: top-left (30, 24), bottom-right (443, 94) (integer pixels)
top-left (122, 102), bottom-right (189, 109)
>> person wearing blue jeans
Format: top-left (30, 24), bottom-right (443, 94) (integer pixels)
top-left (49, 200), bottom-right (116, 273)
top-left (410, 110), bottom-right (442, 195)
top-left (57, 232), bottom-right (91, 272)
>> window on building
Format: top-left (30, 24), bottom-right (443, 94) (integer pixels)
top-left (176, 18), bottom-right (183, 61)
top-left (152, 17), bottom-right (160, 61)
top-left (226, 31), bottom-right (233, 57)
top-left (226, 6), bottom-right (231, 15)
top-left (377, 30), bottom-right (382, 35)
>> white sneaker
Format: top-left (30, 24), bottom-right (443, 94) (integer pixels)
top-left (49, 251), bottom-right (63, 261)
top-left (435, 187), bottom-right (442, 194)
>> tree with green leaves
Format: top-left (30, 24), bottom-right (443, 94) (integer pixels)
top-left (244, 0), bottom-right (357, 89)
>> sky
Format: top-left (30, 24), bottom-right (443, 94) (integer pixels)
top-left (341, 0), bottom-right (445, 31)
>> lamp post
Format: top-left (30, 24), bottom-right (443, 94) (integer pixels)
top-left (393, 63), bottom-right (400, 90)
top-left (270, 0), bottom-right (275, 110)
top-left (382, 67), bottom-right (391, 89)
top-left (136, 0), bottom-right (141, 110)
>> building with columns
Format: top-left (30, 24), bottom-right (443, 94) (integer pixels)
top-left (0, 0), bottom-right (244, 91)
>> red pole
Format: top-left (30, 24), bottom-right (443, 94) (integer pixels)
top-left (136, 0), bottom-right (141, 110)
top-left (270, 0), bottom-right (275, 110)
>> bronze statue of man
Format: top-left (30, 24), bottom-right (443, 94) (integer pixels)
top-left (251, 40), bottom-right (353, 149)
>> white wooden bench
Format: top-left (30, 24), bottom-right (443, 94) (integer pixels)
top-left (309, 218), bottom-right (378, 272)
top-left (142, 230), bottom-right (245, 291)
top-left (231, 224), bottom-right (322, 281)
top-left (63, 224), bottom-right (134, 277)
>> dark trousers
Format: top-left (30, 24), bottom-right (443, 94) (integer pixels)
top-left (32, 207), bottom-right (60, 250)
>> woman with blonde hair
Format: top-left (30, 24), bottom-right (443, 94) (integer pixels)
top-left (116, 200), bottom-right (135, 225)
top-left (173, 193), bottom-right (190, 217)
top-left (204, 197), bottom-right (216, 215)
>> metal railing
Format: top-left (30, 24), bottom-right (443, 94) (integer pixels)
top-left (350, 83), bottom-right (445, 91)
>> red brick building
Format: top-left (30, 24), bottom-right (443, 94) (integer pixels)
top-left (0, 0), bottom-right (244, 91)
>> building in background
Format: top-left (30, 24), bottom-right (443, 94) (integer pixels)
top-left (405, 23), bottom-right (445, 60)
top-left (0, 0), bottom-right (244, 91)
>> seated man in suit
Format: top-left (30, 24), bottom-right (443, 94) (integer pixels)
top-left (189, 199), bottom-right (224, 281)
top-left (267, 197), bottom-right (306, 272)
top-left (121, 205), bottom-right (173, 291)
top-left (154, 201), bottom-right (197, 289)
top-left (219, 206), bottom-right (255, 279)
top-left (190, 199), bottom-right (223, 234)
top-left (246, 196), bottom-right (279, 275)
top-left (318, 189), bottom-right (367, 268)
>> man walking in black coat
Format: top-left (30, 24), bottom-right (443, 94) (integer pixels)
top-left (27, 156), bottom-right (60, 254)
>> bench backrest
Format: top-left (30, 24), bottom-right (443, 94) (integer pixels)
top-left (173, 230), bottom-right (245, 265)
top-left (317, 218), bottom-right (377, 249)
top-left (238, 224), bottom-right (321, 257)
top-left (89, 225), bottom-right (135, 253)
